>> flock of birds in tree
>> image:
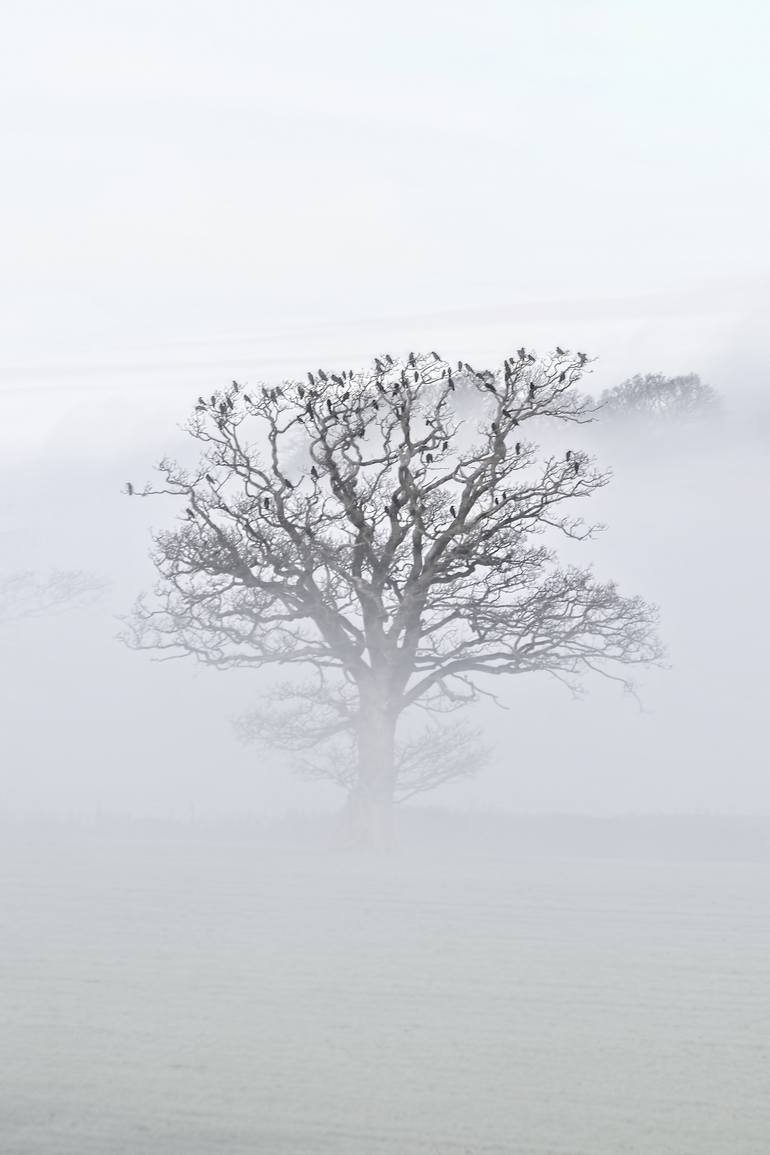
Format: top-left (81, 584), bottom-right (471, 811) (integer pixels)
top-left (125, 347), bottom-right (588, 519)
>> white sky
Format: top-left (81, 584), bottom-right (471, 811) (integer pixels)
top-left (2, 0), bottom-right (769, 356)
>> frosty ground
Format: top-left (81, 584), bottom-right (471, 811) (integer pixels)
top-left (2, 815), bottom-right (769, 1155)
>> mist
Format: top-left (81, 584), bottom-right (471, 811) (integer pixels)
top-left (2, 3), bottom-right (770, 1153)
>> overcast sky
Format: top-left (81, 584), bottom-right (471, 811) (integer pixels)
top-left (2, 0), bottom-right (769, 367)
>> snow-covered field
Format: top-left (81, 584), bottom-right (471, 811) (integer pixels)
top-left (2, 821), bottom-right (769, 1154)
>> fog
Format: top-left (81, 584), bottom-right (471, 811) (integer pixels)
top-left (3, 3), bottom-right (770, 1153)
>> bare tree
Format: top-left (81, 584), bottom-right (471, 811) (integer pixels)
top-left (123, 350), bottom-right (662, 845)
top-left (598, 372), bottom-right (720, 422)
top-left (0, 570), bottom-right (107, 624)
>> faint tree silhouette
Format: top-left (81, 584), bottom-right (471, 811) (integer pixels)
top-left (598, 373), bottom-right (720, 422)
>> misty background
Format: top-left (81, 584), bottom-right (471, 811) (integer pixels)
top-left (2, 0), bottom-right (770, 822)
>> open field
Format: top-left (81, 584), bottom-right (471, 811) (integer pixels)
top-left (2, 817), bottom-right (769, 1154)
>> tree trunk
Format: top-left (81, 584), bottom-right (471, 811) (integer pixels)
top-left (342, 697), bottom-right (397, 850)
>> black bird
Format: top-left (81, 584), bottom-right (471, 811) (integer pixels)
top-left (326, 398), bottom-right (333, 413)
top-left (573, 460), bottom-right (580, 475)
top-left (298, 384), bottom-right (305, 399)
top-left (432, 350), bottom-right (440, 361)
top-left (515, 442), bottom-right (522, 455)
top-left (305, 526), bottom-right (314, 538)
top-left (528, 383), bottom-right (536, 399)
top-left (227, 397), bottom-right (234, 410)
top-left (414, 371), bottom-right (419, 382)
top-left (283, 479), bottom-right (294, 489)
top-left (219, 402), bottom-right (227, 416)
top-left (311, 465), bottom-right (319, 479)
top-left (232, 380), bottom-right (240, 391)
top-left (331, 374), bottom-right (343, 386)
top-left (372, 400), bottom-right (379, 411)
top-left (408, 352), bottom-right (416, 367)
top-left (447, 376), bottom-right (455, 391)
top-left (210, 394), bottom-right (216, 406)
top-left (318, 370), bottom-right (328, 382)
top-left (517, 347), bottom-right (526, 360)
top-left (442, 439), bottom-right (449, 451)
top-left (484, 380), bottom-right (497, 394)
top-left (426, 453), bottom-right (433, 464)
top-left (306, 400), bottom-right (314, 417)
top-left (244, 393), bottom-right (252, 404)
top-left (565, 450), bottom-right (572, 462)
top-left (457, 361), bottom-right (463, 372)
top-left (195, 403), bottom-right (206, 412)
top-left (491, 422), bottom-right (498, 433)
top-left (341, 391), bottom-right (350, 401)
top-left (198, 395), bottom-right (206, 406)
top-left (205, 473), bottom-right (215, 484)
top-left (186, 507), bottom-right (194, 519)
top-left (450, 505), bottom-right (457, 518)
top-left (495, 496), bottom-right (500, 506)
top-left (126, 482), bottom-right (134, 495)
top-left (527, 354), bottom-right (536, 363)
top-left (308, 372), bottom-right (315, 387)
top-left (556, 346), bottom-right (566, 355)
top-left (375, 357), bottom-right (384, 372)
top-left (263, 497), bottom-right (270, 510)
top-left (385, 353), bottom-right (394, 365)
top-left (464, 363), bottom-right (474, 374)
top-left (502, 408), bottom-right (513, 418)
top-left (577, 352), bottom-right (588, 364)
top-left (559, 371), bottom-right (567, 383)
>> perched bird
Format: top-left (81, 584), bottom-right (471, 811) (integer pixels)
top-left (210, 394), bottom-right (216, 406)
top-left (283, 479), bottom-right (293, 489)
top-left (305, 526), bottom-right (314, 538)
top-left (447, 376), bottom-right (455, 391)
top-left (527, 354), bottom-right (536, 363)
top-left (491, 422), bottom-right (498, 433)
top-left (556, 346), bottom-right (566, 356)
top-left (186, 507), bottom-right (194, 519)
top-left (298, 384), bottom-right (305, 399)
top-left (565, 450), bottom-right (572, 462)
top-left (126, 482), bottom-right (134, 495)
top-left (232, 380), bottom-right (240, 391)
top-left (517, 347), bottom-right (526, 360)
top-left (502, 408), bottom-right (513, 418)
top-left (306, 400), bottom-right (314, 417)
top-left (442, 439), bottom-right (449, 451)
top-left (457, 361), bottom-right (463, 372)
top-left (311, 465), bottom-right (319, 479)
top-left (484, 380), bottom-right (497, 394)
top-left (331, 374), bottom-right (343, 386)
top-left (573, 460), bottom-right (580, 475)
top-left (372, 400), bottom-right (379, 411)
top-left (408, 352), bottom-right (416, 367)
top-left (374, 357), bottom-right (384, 372)
top-left (515, 442), bottom-right (522, 455)
top-left (432, 350), bottom-right (441, 361)
top-left (559, 372), bottom-right (567, 383)
top-left (205, 473), bottom-right (215, 484)
top-left (197, 395), bottom-right (206, 406)
top-left (227, 397), bottom-right (234, 410)
top-left (495, 496), bottom-right (500, 506)
top-left (426, 453), bottom-right (434, 464)
top-left (244, 393), bottom-right (252, 404)
top-left (386, 353), bottom-right (394, 365)
top-left (528, 383), bottom-right (536, 399)
top-left (341, 390), bottom-right (350, 401)
top-left (450, 505), bottom-right (457, 518)
top-left (414, 371), bottom-right (419, 382)
top-left (326, 398), bottom-right (333, 413)
top-left (577, 352), bottom-right (588, 364)
top-left (308, 372), bottom-right (315, 387)
top-left (318, 369), bottom-right (328, 383)
top-left (263, 497), bottom-right (270, 509)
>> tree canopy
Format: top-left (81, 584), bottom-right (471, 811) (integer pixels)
top-left (124, 348), bottom-right (662, 842)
